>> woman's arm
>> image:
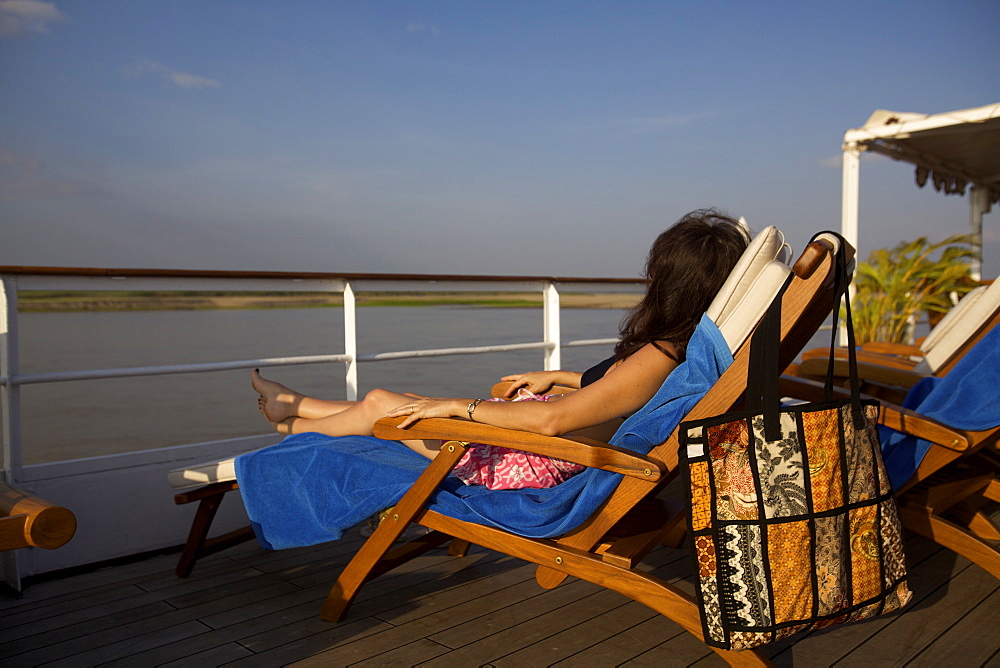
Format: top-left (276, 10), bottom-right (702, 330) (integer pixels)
top-left (499, 370), bottom-right (583, 397)
top-left (387, 342), bottom-right (679, 436)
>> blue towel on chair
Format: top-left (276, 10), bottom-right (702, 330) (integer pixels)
top-left (880, 324), bottom-right (1000, 490)
top-left (236, 314), bottom-right (733, 550)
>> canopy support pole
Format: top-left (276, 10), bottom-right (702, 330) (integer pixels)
top-left (840, 142), bottom-right (862, 345)
top-left (969, 185), bottom-right (988, 282)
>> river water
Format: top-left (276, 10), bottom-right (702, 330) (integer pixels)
top-left (16, 306), bottom-right (625, 464)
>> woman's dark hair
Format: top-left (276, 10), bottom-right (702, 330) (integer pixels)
top-left (615, 209), bottom-right (750, 361)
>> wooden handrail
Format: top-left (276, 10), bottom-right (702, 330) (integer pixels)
top-left (0, 265), bottom-right (647, 285)
top-left (0, 482), bottom-right (77, 551)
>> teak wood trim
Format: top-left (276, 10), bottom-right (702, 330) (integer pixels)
top-left (0, 481), bottom-right (76, 551)
top-left (373, 418), bottom-right (664, 481)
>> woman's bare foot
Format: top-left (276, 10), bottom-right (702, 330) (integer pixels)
top-left (251, 369), bottom-right (303, 423)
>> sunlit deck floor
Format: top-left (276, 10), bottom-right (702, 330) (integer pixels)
top-left (1, 516), bottom-right (998, 667)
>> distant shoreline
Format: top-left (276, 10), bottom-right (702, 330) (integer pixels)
top-left (18, 291), bottom-right (641, 313)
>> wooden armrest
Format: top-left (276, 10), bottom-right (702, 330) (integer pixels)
top-left (373, 416), bottom-right (664, 481)
top-left (878, 405), bottom-right (973, 451)
top-left (796, 356), bottom-right (924, 387)
top-left (861, 342), bottom-right (923, 358)
top-left (800, 347), bottom-right (919, 370)
top-left (0, 481), bottom-right (77, 551)
top-left (490, 381), bottom-right (577, 399)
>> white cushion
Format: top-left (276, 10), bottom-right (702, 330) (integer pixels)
top-left (921, 285), bottom-right (984, 353)
top-left (716, 262), bottom-right (793, 352)
top-left (708, 225), bottom-right (791, 350)
top-left (168, 457), bottom-right (240, 490)
top-left (921, 281), bottom-right (1000, 372)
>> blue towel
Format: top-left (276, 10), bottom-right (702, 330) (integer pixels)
top-left (235, 314), bottom-right (733, 550)
top-left (880, 324), bottom-right (1000, 490)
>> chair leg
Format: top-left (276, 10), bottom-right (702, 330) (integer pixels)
top-left (320, 506), bottom-right (418, 622)
top-left (448, 538), bottom-right (471, 556)
top-left (175, 488), bottom-right (254, 578)
top-left (321, 440), bottom-right (471, 622)
top-left (948, 500), bottom-right (1000, 541)
top-left (899, 503), bottom-right (1000, 579)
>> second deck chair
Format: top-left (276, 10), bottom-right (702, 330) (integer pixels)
top-left (794, 278), bottom-right (1000, 395)
top-left (318, 234), bottom-right (845, 667)
top-left (779, 359), bottom-right (1000, 581)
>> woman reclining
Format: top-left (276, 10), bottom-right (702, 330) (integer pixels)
top-left (252, 208), bottom-right (749, 490)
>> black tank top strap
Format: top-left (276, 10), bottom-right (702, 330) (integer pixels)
top-left (581, 355), bottom-right (617, 387)
top-left (581, 340), bottom-right (678, 388)
top-left (651, 340), bottom-right (680, 362)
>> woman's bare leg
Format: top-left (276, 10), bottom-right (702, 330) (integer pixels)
top-left (270, 387), bottom-right (444, 459)
top-left (252, 369), bottom-right (356, 422)
top-left (253, 371), bottom-right (444, 460)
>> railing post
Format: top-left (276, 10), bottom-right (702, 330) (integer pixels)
top-left (840, 141), bottom-right (862, 346)
top-left (969, 184), bottom-right (987, 282)
top-left (343, 281), bottom-right (358, 400)
top-left (543, 282), bottom-right (561, 371)
top-left (0, 276), bottom-right (22, 484)
top-left (0, 275), bottom-right (23, 591)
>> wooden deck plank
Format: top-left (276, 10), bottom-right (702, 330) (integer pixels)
top-left (154, 642), bottom-right (255, 668)
top-left (551, 613), bottom-right (688, 666)
top-left (0, 503), bottom-right (995, 667)
top-left (0, 553), bottom-right (182, 611)
top-left (493, 597), bottom-right (655, 666)
top-left (295, 566), bottom-right (605, 666)
top-left (438, 587), bottom-right (635, 666)
top-left (10, 618), bottom-right (210, 667)
top-left (836, 562), bottom-right (998, 665)
top-left (423, 576), bottom-right (600, 655)
top-left (0, 577), bottom-right (299, 665)
top-left (96, 614), bottom-right (390, 668)
top-left (624, 630), bottom-right (725, 667)
top-left (0, 564), bottom-right (266, 629)
top-left (0, 601), bottom-right (176, 656)
top-left (233, 550), bottom-right (511, 655)
top-left (343, 638), bottom-right (454, 667)
top-left (907, 587), bottom-right (1000, 667)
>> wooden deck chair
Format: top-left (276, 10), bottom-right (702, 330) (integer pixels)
top-left (793, 279), bottom-right (1000, 397)
top-left (778, 373), bottom-right (1000, 581)
top-left (320, 233), bottom-right (845, 667)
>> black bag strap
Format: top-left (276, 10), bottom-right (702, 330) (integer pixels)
top-left (747, 232), bottom-right (864, 441)
top-left (824, 234), bottom-right (866, 429)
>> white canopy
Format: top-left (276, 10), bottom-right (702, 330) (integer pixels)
top-left (841, 102), bottom-right (1000, 280)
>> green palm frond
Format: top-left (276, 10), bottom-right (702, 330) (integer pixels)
top-left (850, 234), bottom-right (977, 344)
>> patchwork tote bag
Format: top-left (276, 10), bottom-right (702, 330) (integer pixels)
top-left (679, 232), bottom-right (911, 651)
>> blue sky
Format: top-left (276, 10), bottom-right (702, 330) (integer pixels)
top-left (1, 1), bottom-right (998, 278)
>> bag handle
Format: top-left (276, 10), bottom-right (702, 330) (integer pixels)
top-left (747, 232), bottom-right (865, 441)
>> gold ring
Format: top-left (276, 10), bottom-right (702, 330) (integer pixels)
top-left (408, 406), bottom-right (414, 415)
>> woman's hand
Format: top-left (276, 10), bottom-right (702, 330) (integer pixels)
top-left (385, 396), bottom-right (467, 429)
top-left (500, 371), bottom-right (566, 397)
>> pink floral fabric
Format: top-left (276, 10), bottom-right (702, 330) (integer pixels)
top-left (451, 392), bottom-right (586, 490)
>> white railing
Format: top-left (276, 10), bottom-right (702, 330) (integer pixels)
top-left (0, 266), bottom-right (645, 581)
